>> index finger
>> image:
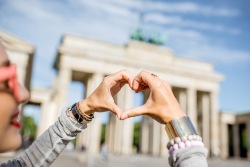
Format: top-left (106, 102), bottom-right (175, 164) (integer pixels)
top-left (132, 71), bottom-right (159, 90)
top-left (109, 69), bottom-right (134, 88)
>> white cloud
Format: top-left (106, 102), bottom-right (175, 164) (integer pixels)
top-left (104, 0), bottom-right (142, 9)
top-left (104, 0), bottom-right (240, 17)
top-left (183, 45), bottom-right (250, 64)
top-left (144, 14), bottom-right (182, 25)
top-left (5, 0), bottom-right (62, 21)
top-left (146, 1), bottom-right (239, 17)
top-left (166, 28), bottom-right (206, 40)
top-left (68, 0), bottom-right (139, 20)
top-left (164, 29), bottom-right (250, 64)
top-left (144, 13), bottom-right (240, 34)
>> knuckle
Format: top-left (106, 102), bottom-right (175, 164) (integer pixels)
top-left (141, 70), bottom-right (147, 75)
top-left (139, 70), bottom-right (147, 77)
top-left (155, 80), bottom-right (163, 88)
top-left (103, 76), bottom-right (110, 84)
top-left (122, 69), bottom-right (131, 76)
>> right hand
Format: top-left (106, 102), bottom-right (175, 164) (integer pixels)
top-left (120, 71), bottom-right (186, 124)
top-left (78, 69), bottom-right (136, 119)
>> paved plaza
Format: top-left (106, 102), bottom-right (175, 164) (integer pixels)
top-left (1, 151), bottom-right (250, 167)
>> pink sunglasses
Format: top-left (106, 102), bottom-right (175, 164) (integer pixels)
top-left (0, 64), bottom-right (19, 101)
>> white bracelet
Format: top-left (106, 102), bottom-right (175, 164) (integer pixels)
top-left (167, 135), bottom-right (204, 153)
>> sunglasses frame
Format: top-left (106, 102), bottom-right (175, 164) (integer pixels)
top-left (0, 64), bottom-right (19, 101)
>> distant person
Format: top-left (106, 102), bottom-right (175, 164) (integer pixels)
top-left (0, 41), bottom-right (207, 167)
top-left (100, 142), bottom-right (109, 161)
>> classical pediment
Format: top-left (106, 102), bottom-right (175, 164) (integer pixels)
top-left (0, 29), bottom-right (34, 54)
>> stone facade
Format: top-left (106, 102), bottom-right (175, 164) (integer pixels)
top-left (220, 112), bottom-right (250, 159)
top-left (51, 35), bottom-right (223, 157)
top-left (0, 30), bottom-right (34, 91)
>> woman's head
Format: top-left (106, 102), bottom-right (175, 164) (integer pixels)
top-left (0, 42), bottom-right (30, 153)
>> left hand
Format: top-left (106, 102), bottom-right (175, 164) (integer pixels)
top-left (77, 69), bottom-right (136, 118)
top-left (120, 70), bottom-right (185, 124)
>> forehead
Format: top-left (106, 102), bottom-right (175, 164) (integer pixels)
top-left (0, 42), bottom-right (9, 67)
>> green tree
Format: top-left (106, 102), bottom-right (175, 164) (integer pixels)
top-left (21, 116), bottom-right (37, 141)
top-left (133, 122), bottom-right (140, 152)
top-left (100, 124), bottom-right (106, 145)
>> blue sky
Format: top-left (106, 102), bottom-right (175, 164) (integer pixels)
top-left (0, 0), bottom-right (250, 119)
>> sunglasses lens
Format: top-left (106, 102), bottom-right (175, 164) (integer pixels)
top-left (5, 65), bottom-right (19, 101)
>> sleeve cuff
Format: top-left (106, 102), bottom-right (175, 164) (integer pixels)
top-left (168, 146), bottom-right (208, 167)
top-left (59, 107), bottom-right (87, 136)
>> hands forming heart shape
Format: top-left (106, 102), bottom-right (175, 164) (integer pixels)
top-left (78, 70), bottom-right (185, 124)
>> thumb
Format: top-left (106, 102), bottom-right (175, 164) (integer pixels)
top-left (120, 105), bottom-right (147, 120)
top-left (110, 103), bottom-right (123, 119)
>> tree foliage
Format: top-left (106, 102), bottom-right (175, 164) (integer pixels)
top-left (21, 116), bottom-right (37, 140)
top-left (133, 122), bottom-right (141, 152)
top-left (100, 124), bottom-right (106, 145)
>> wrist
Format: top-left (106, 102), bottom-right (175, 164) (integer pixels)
top-left (78, 99), bottom-right (94, 115)
top-left (163, 107), bottom-right (186, 123)
top-left (69, 102), bottom-right (94, 124)
top-left (167, 112), bottom-right (186, 123)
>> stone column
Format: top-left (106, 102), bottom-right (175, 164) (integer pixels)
top-left (201, 93), bottom-right (210, 153)
top-left (148, 119), bottom-right (161, 156)
top-left (210, 91), bottom-right (220, 157)
top-left (233, 124), bottom-right (240, 157)
top-left (160, 125), bottom-right (169, 157)
top-left (113, 116), bottom-right (123, 154)
top-left (140, 90), bottom-right (150, 154)
top-left (86, 73), bottom-right (103, 154)
top-left (220, 122), bottom-right (229, 159)
top-left (36, 102), bottom-right (51, 137)
top-left (106, 113), bottom-right (116, 153)
top-left (76, 73), bottom-right (103, 153)
top-left (76, 87), bottom-right (89, 150)
top-left (140, 116), bottom-right (150, 154)
top-left (174, 89), bottom-right (187, 113)
top-left (109, 85), bottom-right (134, 154)
top-left (119, 85), bottom-right (134, 155)
top-left (247, 122), bottom-right (250, 159)
top-left (56, 68), bottom-right (72, 117)
top-left (187, 88), bottom-right (198, 128)
top-left (179, 90), bottom-right (187, 113)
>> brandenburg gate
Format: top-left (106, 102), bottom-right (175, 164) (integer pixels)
top-left (49, 35), bottom-right (223, 157)
top-left (0, 31), bottom-right (223, 157)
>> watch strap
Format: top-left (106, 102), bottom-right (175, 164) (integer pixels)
top-left (70, 103), bottom-right (84, 123)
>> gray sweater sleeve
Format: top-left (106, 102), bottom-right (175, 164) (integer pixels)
top-left (168, 146), bottom-right (208, 167)
top-left (1, 109), bottom-right (87, 167)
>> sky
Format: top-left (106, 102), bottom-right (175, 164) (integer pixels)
top-left (0, 0), bottom-right (250, 121)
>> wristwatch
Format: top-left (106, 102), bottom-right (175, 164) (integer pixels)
top-left (69, 103), bottom-right (91, 124)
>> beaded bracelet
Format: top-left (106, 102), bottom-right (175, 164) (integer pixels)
top-left (167, 135), bottom-right (204, 153)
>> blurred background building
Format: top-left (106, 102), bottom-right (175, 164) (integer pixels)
top-left (1, 30), bottom-right (231, 159)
